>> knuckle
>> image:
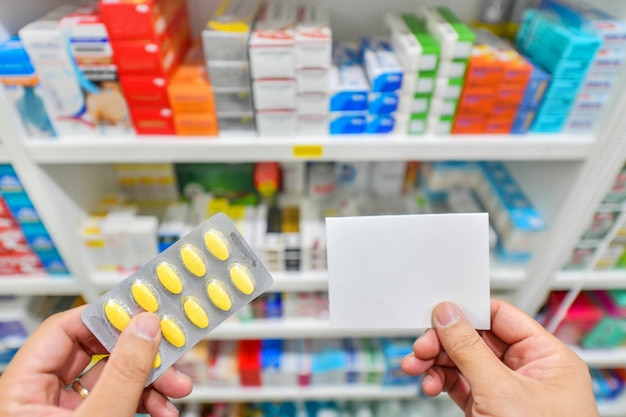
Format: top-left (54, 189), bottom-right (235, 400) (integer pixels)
top-left (445, 330), bottom-right (483, 359)
top-left (109, 351), bottom-right (152, 383)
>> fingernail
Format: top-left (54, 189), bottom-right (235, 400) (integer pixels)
top-left (176, 369), bottom-right (191, 381)
top-left (433, 302), bottom-right (460, 328)
top-left (132, 313), bottom-right (160, 341)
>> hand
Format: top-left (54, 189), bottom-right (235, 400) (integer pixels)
top-left (0, 305), bottom-right (193, 417)
top-left (401, 299), bottom-right (599, 417)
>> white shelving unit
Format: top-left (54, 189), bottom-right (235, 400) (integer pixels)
top-left (2, 0), bottom-right (626, 414)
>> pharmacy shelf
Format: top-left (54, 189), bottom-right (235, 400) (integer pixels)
top-left (91, 262), bottom-right (526, 293)
top-left (553, 270), bottom-right (626, 290)
top-left (23, 133), bottom-right (594, 163)
top-left (179, 384), bottom-right (421, 403)
top-left (208, 318), bottom-right (423, 340)
top-left (571, 346), bottom-right (626, 368)
top-left (0, 274), bottom-right (79, 296)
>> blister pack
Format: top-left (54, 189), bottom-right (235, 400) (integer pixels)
top-left (81, 212), bottom-right (274, 385)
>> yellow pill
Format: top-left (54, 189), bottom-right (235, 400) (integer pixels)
top-left (131, 281), bottom-right (159, 312)
top-left (207, 281), bottom-right (232, 311)
top-left (156, 262), bottom-right (183, 294)
top-left (104, 301), bottom-right (131, 332)
top-left (153, 352), bottom-right (161, 369)
top-left (160, 317), bottom-right (186, 348)
top-left (180, 245), bottom-right (206, 277)
top-left (229, 264), bottom-right (255, 295)
top-left (204, 229), bottom-right (230, 261)
top-left (183, 297), bottom-right (209, 329)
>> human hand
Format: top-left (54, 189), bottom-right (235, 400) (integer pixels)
top-left (401, 298), bottom-right (599, 417)
top-left (0, 305), bottom-right (193, 417)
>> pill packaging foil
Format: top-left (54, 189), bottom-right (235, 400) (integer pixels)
top-left (81, 213), bottom-right (274, 385)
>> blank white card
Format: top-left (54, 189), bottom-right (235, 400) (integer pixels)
top-left (326, 213), bottom-right (491, 330)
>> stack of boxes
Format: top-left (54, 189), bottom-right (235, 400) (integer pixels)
top-left (453, 29), bottom-right (533, 134)
top-left (167, 42), bottom-right (218, 136)
top-left (541, 0), bottom-right (626, 133)
top-left (18, 3), bottom-right (132, 136)
top-left (385, 13), bottom-right (440, 136)
top-left (328, 42), bottom-right (369, 134)
top-left (249, 0), bottom-right (298, 136)
top-left (0, 165), bottom-right (68, 275)
top-left (202, 0), bottom-right (259, 135)
top-left (294, 4), bottom-right (332, 135)
top-left (516, 9), bottom-right (601, 132)
top-left (99, 0), bottom-right (191, 135)
top-left (0, 36), bottom-right (55, 138)
top-left (361, 37), bottom-right (402, 134)
top-left (421, 6), bottom-right (475, 134)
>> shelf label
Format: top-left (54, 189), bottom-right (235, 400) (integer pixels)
top-left (293, 145), bottom-right (323, 158)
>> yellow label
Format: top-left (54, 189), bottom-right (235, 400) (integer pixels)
top-left (293, 145), bottom-right (323, 158)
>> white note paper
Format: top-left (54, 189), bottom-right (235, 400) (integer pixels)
top-left (326, 213), bottom-right (491, 329)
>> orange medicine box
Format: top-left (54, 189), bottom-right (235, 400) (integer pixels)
top-left (501, 51), bottom-right (532, 86)
top-left (497, 84), bottom-right (526, 106)
top-left (130, 107), bottom-right (175, 135)
top-left (465, 45), bottom-right (506, 87)
top-left (486, 116), bottom-right (514, 133)
top-left (99, 0), bottom-right (186, 41)
top-left (452, 115), bottom-right (487, 134)
top-left (120, 75), bottom-right (170, 108)
top-left (110, 7), bottom-right (190, 76)
top-left (458, 87), bottom-right (497, 113)
top-left (167, 43), bottom-right (216, 114)
top-left (173, 113), bottom-right (219, 136)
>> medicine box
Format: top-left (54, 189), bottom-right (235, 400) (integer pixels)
top-left (582, 71), bottom-right (618, 92)
top-left (18, 18), bottom-right (98, 136)
top-left (531, 12), bottom-right (603, 60)
top-left (452, 114), bottom-right (487, 134)
top-left (486, 116), bottom-right (514, 133)
top-left (214, 87), bottom-right (254, 114)
top-left (427, 115), bottom-right (453, 134)
top-left (256, 109), bottom-right (298, 135)
top-left (248, 0), bottom-right (297, 79)
top-left (385, 13), bottom-right (440, 73)
top-left (401, 71), bottom-right (436, 95)
top-left (329, 65), bottom-right (368, 112)
top-left (407, 113), bottom-right (428, 134)
top-left (401, 13), bottom-right (440, 73)
top-left (330, 112), bottom-right (366, 134)
top-left (398, 93), bottom-right (431, 115)
top-left (217, 112), bottom-right (256, 133)
top-left (129, 107), bottom-right (176, 135)
top-left (207, 61), bottom-right (251, 89)
top-left (429, 98), bottom-right (458, 117)
top-left (368, 92), bottom-right (399, 114)
top-left (0, 36), bottom-right (55, 138)
top-left (253, 79), bottom-right (297, 111)
top-left (297, 93), bottom-right (328, 115)
top-left (537, 96), bottom-right (575, 115)
top-left (361, 37), bottom-right (403, 92)
top-left (295, 4), bottom-right (332, 69)
top-left (421, 6), bottom-right (475, 61)
top-left (519, 64), bottom-right (551, 110)
top-left (572, 92), bottom-right (609, 114)
top-left (110, 7), bottom-right (191, 77)
top-left (296, 68), bottom-right (330, 93)
top-left (543, 78), bottom-right (583, 101)
top-left (366, 114), bottom-right (395, 134)
top-left (201, 0), bottom-right (260, 61)
top-left (541, 0), bottom-right (626, 48)
top-left (120, 75), bottom-right (170, 108)
top-left (167, 57), bottom-right (215, 114)
top-left (99, 0), bottom-right (185, 41)
top-left (298, 115), bottom-right (329, 135)
top-left (433, 77), bottom-right (463, 100)
top-left (173, 113), bottom-right (219, 136)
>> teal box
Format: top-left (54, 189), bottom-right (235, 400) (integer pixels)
top-left (35, 248), bottom-right (69, 275)
top-left (0, 165), bottom-right (23, 193)
top-left (537, 96), bottom-right (575, 115)
top-left (532, 12), bottom-right (601, 60)
top-left (2, 191), bottom-right (40, 224)
top-left (21, 222), bottom-right (55, 251)
top-left (543, 78), bottom-right (583, 100)
top-left (530, 114), bottom-right (567, 132)
top-left (582, 317), bottom-right (626, 349)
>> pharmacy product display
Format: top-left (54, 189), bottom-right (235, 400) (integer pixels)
top-left (6, 0), bottom-right (625, 137)
top-left (0, 165), bottom-right (68, 275)
top-left (78, 160), bottom-right (544, 275)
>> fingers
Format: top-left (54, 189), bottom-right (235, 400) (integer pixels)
top-left (1, 305), bottom-right (104, 383)
top-left (432, 301), bottom-right (509, 388)
top-left (152, 367), bottom-right (193, 399)
top-left (490, 299), bottom-right (551, 345)
top-left (423, 366), bottom-right (471, 410)
top-left (78, 312), bottom-right (164, 417)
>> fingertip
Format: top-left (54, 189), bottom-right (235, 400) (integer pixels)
top-left (421, 370), bottom-right (442, 397)
top-left (432, 302), bottom-right (461, 328)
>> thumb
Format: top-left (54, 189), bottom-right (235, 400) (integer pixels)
top-left (80, 312), bottom-right (161, 417)
top-left (432, 302), bottom-right (508, 387)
